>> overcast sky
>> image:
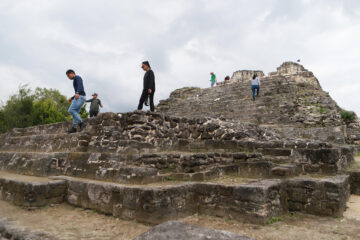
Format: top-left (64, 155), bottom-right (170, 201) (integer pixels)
top-left (0, 0), bottom-right (359, 115)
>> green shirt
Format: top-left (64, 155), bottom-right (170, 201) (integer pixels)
top-left (86, 98), bottom-right (102, 112)
top-left (211, 75), bottom-right (216, 82)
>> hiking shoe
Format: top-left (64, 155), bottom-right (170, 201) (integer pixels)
top-left (67, 127), bottom-right (77, 133)
top-left (252, 96), bottom-right (255, 101)
top-left (79, 122), bottom-right (86, 132)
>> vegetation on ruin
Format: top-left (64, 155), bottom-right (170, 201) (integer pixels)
top-left (341, 110), bottom-right (356, 124)
top-left (0, 85), bottom-right (88, 133)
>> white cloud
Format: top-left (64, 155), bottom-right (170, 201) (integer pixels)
top-left (0, 0), bottom-right (359, 115)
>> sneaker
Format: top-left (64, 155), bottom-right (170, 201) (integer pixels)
top-left (67, 127), bottom-right (77, 133)
top-left (79, 122), bottom-right (86, 132)
top-left (252, 96), bottom-right (255, 101)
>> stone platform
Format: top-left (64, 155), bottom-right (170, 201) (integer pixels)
top-left (0, 109), bottom-right (358, 239)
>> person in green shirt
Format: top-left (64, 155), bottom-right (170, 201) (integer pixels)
top-left (210, 72), bottom-right (216, 87)
top-left (86, 93), bottom-right (103, 117)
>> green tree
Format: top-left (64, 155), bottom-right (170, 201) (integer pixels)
top-left (0, 85), bottom-right (89, 134)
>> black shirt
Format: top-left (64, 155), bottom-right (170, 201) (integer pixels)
top-left (143, 69), bottom-right (155, 91)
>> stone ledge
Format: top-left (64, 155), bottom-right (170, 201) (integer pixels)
top-left (285, 175), bottom-right (350, 217)
top-left (0, 175), bottom-right (66, 208)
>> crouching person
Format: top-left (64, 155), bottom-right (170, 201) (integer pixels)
top-left (66, 69), bottom-right (86, 133)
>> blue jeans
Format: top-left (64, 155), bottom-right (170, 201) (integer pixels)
top-left (251, 85), bottom-right (260, 97)
top-left (68, 95), bottom-right (86, 128)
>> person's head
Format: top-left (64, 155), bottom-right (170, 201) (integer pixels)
top-left (141, 61), bottom-right (151, 71)
top-left (210, 72), bottom-right (214, 76)
top-left (252, 74), bottom-right (257, 80)
top-left (66, 69), bottom-right (76, 80)
top-left (92, 93), bottom-right (98, 99)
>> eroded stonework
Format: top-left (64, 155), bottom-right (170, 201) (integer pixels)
top-left (157, 62), bottom-right (360, 144)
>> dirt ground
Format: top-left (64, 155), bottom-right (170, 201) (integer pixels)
top-left (0, 202), bottom-right (150, 240)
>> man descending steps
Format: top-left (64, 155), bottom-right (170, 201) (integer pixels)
top-left (66, 69), bottom-right (87, 133)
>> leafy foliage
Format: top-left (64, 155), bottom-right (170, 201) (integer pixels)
top-left (341, 110), bottom-right (356, 124)
top-left (0, 85), bottom-right (88, 133)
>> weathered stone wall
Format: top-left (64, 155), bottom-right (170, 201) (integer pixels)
top-left (286, 175), bottom-right (350, 217)
top-left (63, 177), bottom-right (284, 224)
top-left (157, 62), bottom-right (356, 144)
top-left (0, 177), bottom-right (66, 208)
top-left (0, 112), bottom-right (354, 184)
top-left (231, 70), bottom-right (265, 83)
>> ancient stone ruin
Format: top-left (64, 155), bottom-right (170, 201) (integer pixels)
top-left (0, 62), bottom-right (360, 239)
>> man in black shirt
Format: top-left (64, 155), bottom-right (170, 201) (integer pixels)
top-left (137, 61), bottom-right (155, 112)
top-left (86, 93), bottom-right (103, 117)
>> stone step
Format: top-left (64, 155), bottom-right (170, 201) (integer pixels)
top-left (0, 171), bottom-right (351, 225)
top-left (0, 172), bottom-right (66, 208)
top-left (0, 151), bottom-right (304, 184)
top-left (0, 171), bottom-right (285, 224)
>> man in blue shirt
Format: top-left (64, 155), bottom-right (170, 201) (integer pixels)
top-left (66, 69), bottom-right (86, 133)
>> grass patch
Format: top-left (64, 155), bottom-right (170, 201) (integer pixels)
top-left (268, 216), bottom-right (284, 224)
top-left (318, 107), bottom-right (330, 114)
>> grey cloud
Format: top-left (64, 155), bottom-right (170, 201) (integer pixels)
top-left (0, 0), bottom-right (359, 115)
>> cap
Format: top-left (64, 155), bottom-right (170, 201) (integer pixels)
top-left (92, 93), bottom-right (98, 96)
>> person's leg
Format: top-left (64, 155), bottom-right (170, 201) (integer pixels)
top-left (137, 90), bottom-right (147, 110)
top-left (256, 85), bottom-right (260, 96)
top-left (89, 111), bottom-right (94, 117)
top-left (149, 91), bottom-right (155, 112)
top-left (69, 96), bottom-right (85, 126)
top-left (93, 111), bottom-right (99, 117)
top-left (68, 101), bottom-right (79, 129)
top-left (251, 85), bottom-right (256, 100)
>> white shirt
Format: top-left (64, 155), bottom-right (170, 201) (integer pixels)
top-left (251, 77), bottom-right (260, 85)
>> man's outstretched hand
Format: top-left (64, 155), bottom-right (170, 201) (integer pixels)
top-left (68, 98), bottom-right (72, 103)
top-left (148, 89), bottom-right (152, 93)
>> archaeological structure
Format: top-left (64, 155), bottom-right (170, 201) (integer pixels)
top-left (0, 62), bottom-right (360, 240)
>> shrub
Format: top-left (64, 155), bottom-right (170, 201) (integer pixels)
top-left (341, 110), bottom-right (356, 124)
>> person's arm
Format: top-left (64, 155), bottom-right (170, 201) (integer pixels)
top-left (99, 100), bottom-right (103, 108)
top-left (86, 99), bottom-right (92, 103)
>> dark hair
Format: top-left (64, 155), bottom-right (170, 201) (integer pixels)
top-left (66, 69), bottom-right (75, 75)
top-left (142, 61), bottom-right (151, 68)
top-left (225, 76), bottom-right (230, 80)
top-left (252, 74), bottom-right (257, 80)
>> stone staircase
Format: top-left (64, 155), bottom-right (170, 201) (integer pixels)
top-left (157, 62), bottom-right (360, 144)
top-left (0, 111), bottom-right (357, 232)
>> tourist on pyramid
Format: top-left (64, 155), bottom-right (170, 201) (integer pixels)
top-left (210, 72), bottom-right (216, 87)
top-left (138, 61), bottom-right (156, 112)
top-left (251, 74), bottom-right (260, 101)
top-left (86, 93), bottom-right (103, 117)
top-left (224, 75), bottom-right (230, 83)
top-left (66, 69), bottom-right (87, 133)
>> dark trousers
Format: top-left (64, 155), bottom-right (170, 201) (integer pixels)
top-left (138, 90), bottom-right (155, 112)
top-left (90, 110), bottom-right (99, 117)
